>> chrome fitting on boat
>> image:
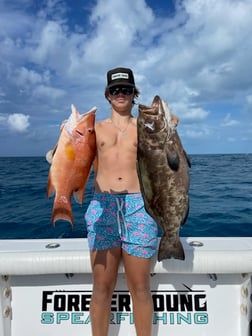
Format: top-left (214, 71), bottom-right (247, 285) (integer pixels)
top-left (45, 242), bottom-right (60, 249)
top-left (189, 240), bottom-right (204, 247)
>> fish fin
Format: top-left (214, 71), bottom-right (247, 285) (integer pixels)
top-left (166, 151), bottom-right (180, 171)
top-left (46, 118), bottom-right (67, 164)
top-left (46, 149), bottom-right (54, 164)
top-left (46, 144), bottom-right (58, 164)
top-left (183, 149), bottom-right (191, 168)
top-left (158, 235), bottom-right (185, 261)
top-left (46, 142), bottom-right (60, 163)
top-left (73, 189), bottom-right (84, 204)
top-left (47, 176), bottom-right (55, 198)
top-left (52, 200), bottom-right (74, 228)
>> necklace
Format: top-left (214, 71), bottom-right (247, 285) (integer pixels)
top-left (109, 117), bottom-right (131, 136)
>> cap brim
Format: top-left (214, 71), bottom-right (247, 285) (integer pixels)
top-left (107, 81), bottom-right (135, 89)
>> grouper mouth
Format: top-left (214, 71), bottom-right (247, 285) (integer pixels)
top-left (139, 95), bottom-right (162, 116)
top-left (152, 95), bottom-right (161, 107)
top-left (142, 95), bottom-right (162, 116)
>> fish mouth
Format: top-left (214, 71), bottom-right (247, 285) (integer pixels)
top-left (75, 107), bottom-right (96, 126)
top-left (86, 106), bottom-right (97, 114)
top-left (78, 106), bottom-right (96, 120)
top-left (138, 95), bottom-right (162, 116)
top-left (152, 95), bottom-right (161, 107)
top-left (139, 96), bottom-right (161, 116)
top-left (140, 95), bottom-right (161, 116)
top-left (65, 105), bottom-right (96, 137)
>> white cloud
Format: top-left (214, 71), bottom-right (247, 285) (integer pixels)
top-left (32, 21), bottom-right (67, 64)
top-left (0, 0), bottom-right (252, 154)
top-left (182, 125), bottom-right (211, 139)
top-left (246, 95), bottom-right (252, 111)
top-left (171, 101), bottom-right (209, 123)
top-left (221, 113), bottom-right (240, 127)
top-left (32, 84), bottom-right (65, 99)
top-left (7, 113), bottom-right (30, 132)
top-left (15, 67), bottom-right (47, 86)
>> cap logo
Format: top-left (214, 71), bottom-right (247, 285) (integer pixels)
top-left (111, 72), bottom-right (129, 80)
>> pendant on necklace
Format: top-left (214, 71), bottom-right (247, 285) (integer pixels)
top-left (110, 119), bottom-right (130, 136)
top-left (119, 129), bottom-right (127, 136)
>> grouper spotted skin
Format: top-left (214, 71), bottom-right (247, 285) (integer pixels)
top-left (137, 96), bottom-right (191, 261)
top-left (47, 105), bottom-right (96, 227)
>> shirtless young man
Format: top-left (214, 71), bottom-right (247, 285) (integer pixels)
top-left (85, 67), bottom-right (177, 336)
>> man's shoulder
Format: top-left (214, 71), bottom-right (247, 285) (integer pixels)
top-left (95, 119), bottom-right (110, 127)
top-left (131, 117), bottom-right (137, 125)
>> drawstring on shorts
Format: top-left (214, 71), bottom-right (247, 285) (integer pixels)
top-left (115, 197), bottom-right (128, 237)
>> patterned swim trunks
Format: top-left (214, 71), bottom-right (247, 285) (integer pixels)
top-left (85, 192), bottom-right (158, 258)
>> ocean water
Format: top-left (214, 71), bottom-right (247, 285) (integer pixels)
top-left (0, 154), bottom-right (251, 239)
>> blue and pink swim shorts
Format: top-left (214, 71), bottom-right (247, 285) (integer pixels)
top-left (85, 192), bottom-right (158, 258)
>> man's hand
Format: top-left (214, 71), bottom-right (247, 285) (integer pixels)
top-left (171, 114), bottom-right (179, 126)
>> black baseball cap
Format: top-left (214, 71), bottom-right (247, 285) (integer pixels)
top-left (106, 67), bottom-right (135, 88)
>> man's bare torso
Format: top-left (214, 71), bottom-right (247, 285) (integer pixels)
top-left (94, 117), bottom-right (140, 194)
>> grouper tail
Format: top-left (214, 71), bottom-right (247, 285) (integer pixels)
top-left (158, 235), bottom-right (185, 261)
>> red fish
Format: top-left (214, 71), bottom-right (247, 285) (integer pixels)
top-left (47, 104), bottom-right (96, 226)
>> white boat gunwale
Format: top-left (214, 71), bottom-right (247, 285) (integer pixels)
top-left (0, 237), bottom-right (252, 275)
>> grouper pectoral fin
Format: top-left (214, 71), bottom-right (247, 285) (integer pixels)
top-left (183, 149), bottom-right (191, 168)
top-left (166, 150), bottom-right (180, 171)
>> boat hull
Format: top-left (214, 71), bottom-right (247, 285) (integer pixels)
top-left (0, 237), bottom-right (251, 336)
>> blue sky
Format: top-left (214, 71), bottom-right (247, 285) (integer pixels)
top-left (0, 0), bottom-right (252, 156)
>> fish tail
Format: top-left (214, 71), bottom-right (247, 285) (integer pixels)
top-left (52, 201), bottom-right (73, 227)
top-left (158, 236), bottom-right (185, 261)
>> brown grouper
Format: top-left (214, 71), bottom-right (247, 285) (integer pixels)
top-left (137, 96), bottom-right (191, 261)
